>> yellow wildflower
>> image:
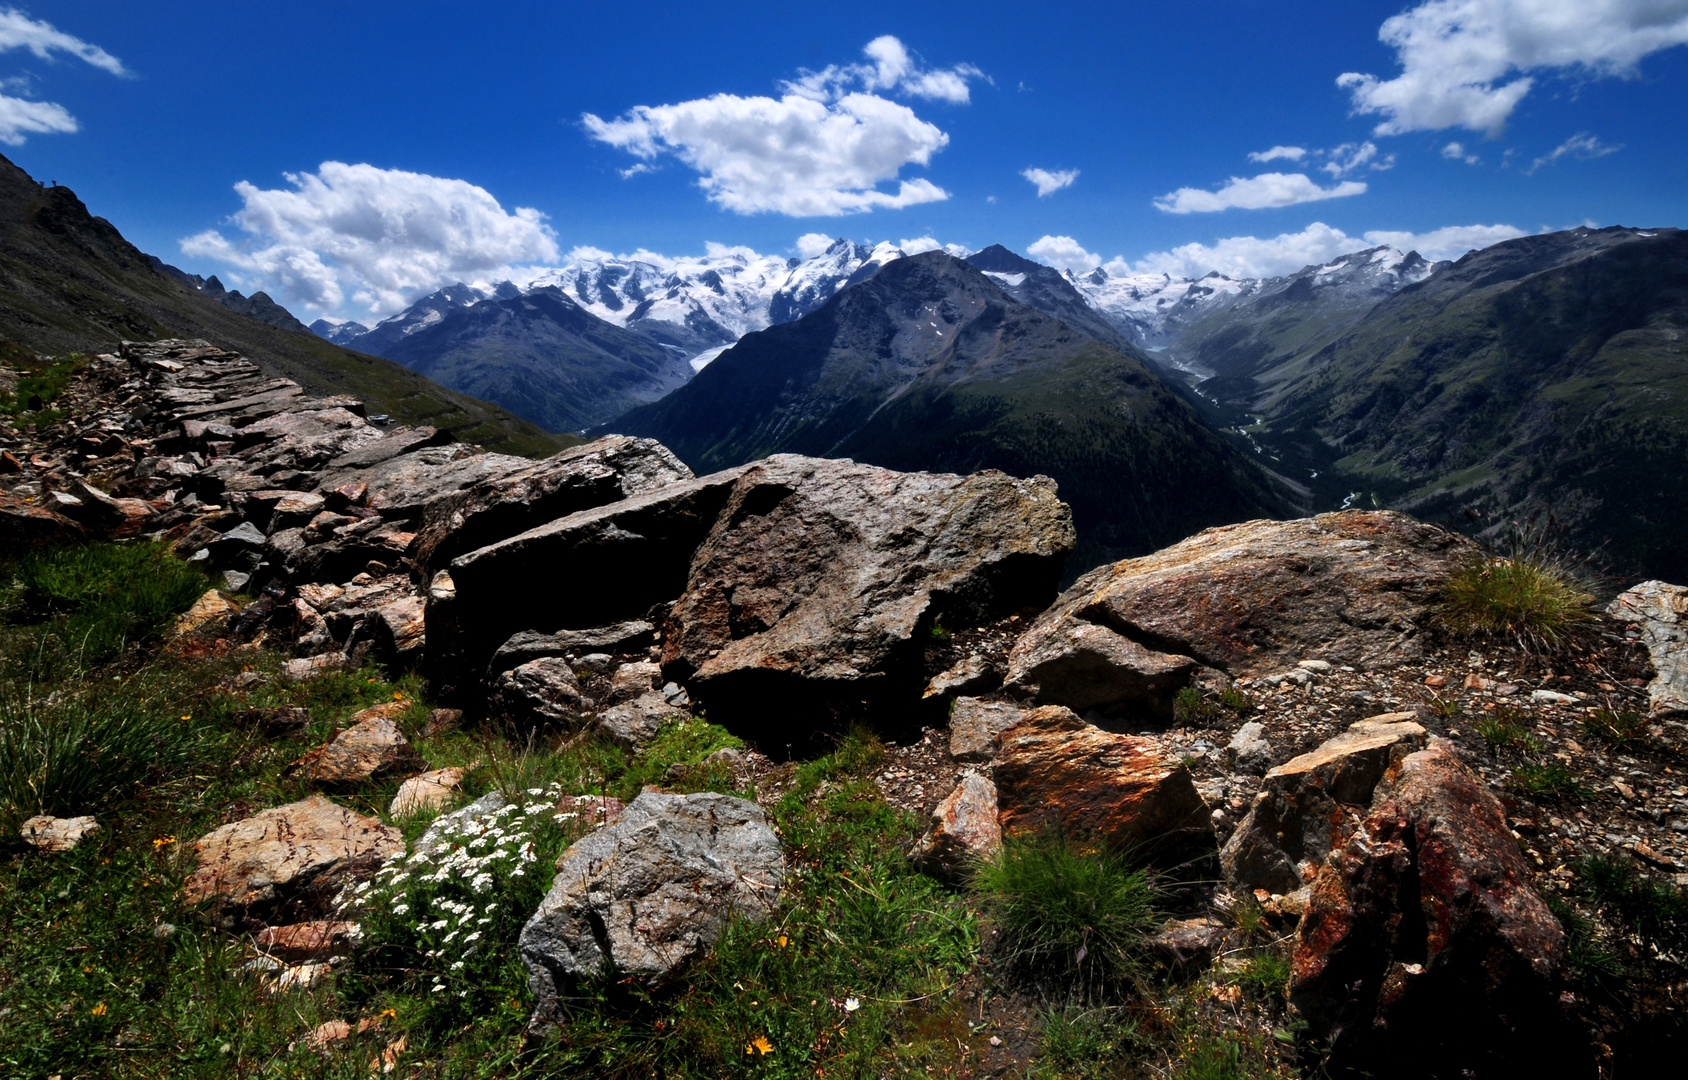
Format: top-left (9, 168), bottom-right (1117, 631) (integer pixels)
top-left (91, 1002), bottom-right (107, 1016)
top-left (745, 1036), bottom-right (773, 1055)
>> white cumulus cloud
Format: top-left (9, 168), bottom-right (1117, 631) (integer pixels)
top-left (1027, 235), bottom-right (1103, 273)
top-left (783, 35), bottom-right (986, 104)
top-left (795, 232), bottom-right (837, 258)
top-left (1443, 141), bottom-right (1481, 164)
top-left (583, 89), bottom-right (951, 217)
top-left (1528, 132), bottom-right (1622, 173)
top-left (1248, 145), bottom-right (1307, 163)
top-left (1119, 220), bottom-right (1528, 279)
top-left (0, 8), bottom-right (126, 145)
top-left (1153, 172), bottom-right (1368, 214)
top-left (1339, 0), bottom-right (1688, 136)
top-left (1022, 167), bottom-right (1078, 196)
top-left (181, 162), bottom-right (559, 318)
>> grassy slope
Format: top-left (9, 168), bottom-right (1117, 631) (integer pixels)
top-left (1223, 228), bottom-right (1688, 580)
top-left (0, 154), bottom-right (570, 457)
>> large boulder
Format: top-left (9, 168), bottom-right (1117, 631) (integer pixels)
top-left (1221, 714), bottom-right (1426, 895)
top-left (661, 456), bottom-right (1074, 731)
top-left (428, 466), bottom-right (750, 701)
top-left (520, 792), bottom-right (784, 1031)
top-left (183, 795), bottom-right (403, 918)
top-left (1004, 512), bottom-right (1470, 719)
top-left (1608, 580), bottom-right (1688, 716)
top-left (992, 705), bottom-right (1211, 859)
top-left (410, 435), bottom-right (692, 579)
top-left (1289, 740), bottom-right (1582, 1076)
top-left (948, 697), bottom-right (1026, 763)
top-left (315, 444), bottom-right (533, 522)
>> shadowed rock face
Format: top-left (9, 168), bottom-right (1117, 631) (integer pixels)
top-left (1290, 740), bottom-right (1583, 1077)
top-left (1005, 511), bottom-right (1472, 722)
top-left (659, 456), bottom-right (1075, 741)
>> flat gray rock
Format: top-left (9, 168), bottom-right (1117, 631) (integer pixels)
top-left (1608, 580), bottom-right (1688, 716)
top-left (520, 792), bottom-right (784, 1030)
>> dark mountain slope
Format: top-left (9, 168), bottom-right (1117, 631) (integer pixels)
top-left (1235, 226), bottom-right (1688, 580)
top-left (374, 286), bottom-right (694, 433)
top-left (0, 153), bottom-right (566, 456)
top-left (602, 250), bottom-right (1292, 574)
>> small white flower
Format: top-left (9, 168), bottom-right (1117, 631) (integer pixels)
top-left (442, 930), bottom-right (458, 944)
top-left (392, 904), bottom-right (409, 915)
top-left (484, 903), bottom-right (498, 913)
top-left (845, 997), bottom-right (861, 1012)
top-left (527, 788), bottom-right (545, 796)
top-left (451, 960), bottom-right (465, 970)
top-left (511, 868), bottom-right (525, 878)
top-left (463, 931), bottom-right (482, 944)
top-left (430, 919), bottom-right (449, 931)
top-left (431, 983), bottom-right (446, 993)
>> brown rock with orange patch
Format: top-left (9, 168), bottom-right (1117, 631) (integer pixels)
top-left (1004, 512), bottom-right (1470, 718)
top-left (909, 772), bottom-right (1002, 880)
top-left (255, 919), bottom-right (358, 963)
top-left (992, 705), bottom-right (1211, 858)
top-left (1289, 740), bottom-right (1582, 1077)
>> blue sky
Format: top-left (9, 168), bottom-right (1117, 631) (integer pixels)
top-left (6, 1), bottom-right (1686, 322)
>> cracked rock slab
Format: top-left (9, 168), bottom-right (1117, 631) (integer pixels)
top-left (1608, 580), bottom-right (1688, 716)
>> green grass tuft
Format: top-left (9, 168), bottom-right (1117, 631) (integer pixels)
top-left (1581, 709), bottom-right (1647, 747)
top-left (9, 541), bottom-right (210, 663)
top-left (1509, 762), bottom-right (1587, 800)
top-left (972, 832), bottom-right (1159, 999)
top-left (1437, 554), bottom-right (1595, 651)
top-left (1576, 855), bottom-right (1688, 958)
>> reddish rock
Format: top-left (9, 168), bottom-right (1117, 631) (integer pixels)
top-left (0, 495), bottom-right (84, 547)
top-left (171, 588), bottom-right (240, 637)
top-left (1221, 713), bottom-right (1426, 895)
top-left (255, 919), bottom-right (357, 963)
top-left (909, 772), bottom-right (1002, 880)
top-left (1289, 740), bottom-right (1582, 1076)
top-left (993, 705), bottom-right (1211, 858)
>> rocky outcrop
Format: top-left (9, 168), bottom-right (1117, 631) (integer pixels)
top-left (1004, 512), bottom-right (1470, 719)
top-left (1608, 580), bottom-right (1688, 716)
top-left (431, 466), bottom-right (751, 699)
top-left (992, 705), bottom-right (1211, 858)
top-left (1290, 740), bottom-right (1581, 1076)
top-left (490, 658), bottom-right (589, 729)
top-left (661, 457), bottom-right (1074, 730)
top-left (909, 772), bottom-right (1001, 880)
top-left (183, 795), bottom-right (403, 918)
top-left (520, 792), bottom-right (784, 1030)
top-left (1221, 714), bottom-right (1426, 895)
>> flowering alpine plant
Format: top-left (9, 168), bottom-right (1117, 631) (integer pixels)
top-left (336, 782), bottom-right (586, 1016)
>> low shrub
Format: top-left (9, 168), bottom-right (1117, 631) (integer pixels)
top-left (1581, 709), bottom-right (1647, 747)
top-left (339, 785), bottom-right (571, 1029)
top-left (1236, 952), bottom-right (1291, 1002)
top-left (0, 664), bottom-right (212, 832)
top-left (1032, 1006), bottom-right (1140, 1079)
top-left (972, 832), bottom-right (1159, 999)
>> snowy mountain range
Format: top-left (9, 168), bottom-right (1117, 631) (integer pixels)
top-left (319, 238), bottom-right (1444, 379)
